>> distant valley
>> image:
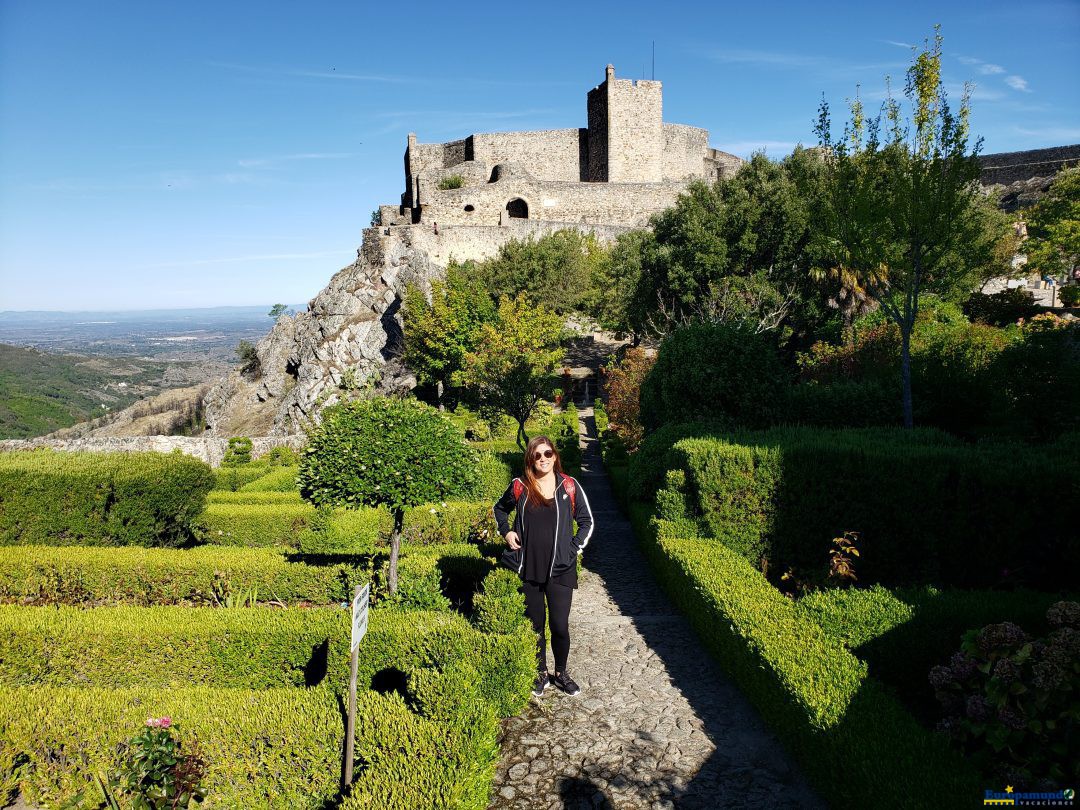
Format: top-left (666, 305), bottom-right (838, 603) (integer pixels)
top-left (0, 306), bottom-right (298, 439)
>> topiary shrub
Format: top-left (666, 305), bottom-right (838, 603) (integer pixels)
top-left (222, 437), bottom-right (253, 467)
top-left (298, 398), bottom-right (479, 593)
top-left (930, 601), bottom-right (1080, 787)
top-left (639, 322), bottom-right (788, 432)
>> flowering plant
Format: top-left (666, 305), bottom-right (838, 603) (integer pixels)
top-left (117, 717), bottom-right (206, 809)
top-left (930, 601), bottom-right (1079, 786)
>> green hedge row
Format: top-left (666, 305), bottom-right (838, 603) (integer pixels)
top-left (200, 502), bottom-right (315, 548)
top-left (0, 450), bottom-right (214, 548)
top-left (0, 545), bottom-right (361, 607)
top-left (239, 465), bottom-right (300, 492)
top-left (642, 515), bottom-right (980, 808)
top-left (0, 570), bottom-right (535, 809)
top-left (212, 464), bottom-right (272, 491)
top-left (0, 685), bottom-right (343, 809)
top-left (0, 604), bottom-right (349, 689)
top-left (659, 428), bottom-right (1077, 588)
top-left (207, 490), bottom-right (304, 505)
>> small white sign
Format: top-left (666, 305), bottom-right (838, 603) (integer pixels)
top-left (351, 584), bottom-right (369, 652)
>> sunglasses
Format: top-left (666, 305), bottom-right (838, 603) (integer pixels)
top-left (533, 449), bottom-right (555, 460)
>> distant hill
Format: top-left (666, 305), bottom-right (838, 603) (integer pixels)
top-left (0, 344), bottom-right (185, 438)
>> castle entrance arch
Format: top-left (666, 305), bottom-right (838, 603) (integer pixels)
top-left (505, 198), bottom-right (529, 219)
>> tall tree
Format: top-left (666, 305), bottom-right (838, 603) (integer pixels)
top-left (1024, 165), bottom-right (1080, 281)
top-left (402, 262), bottom-right (494, 408)
top-left (628, 152), bottom-right (818, 338)
top-left (458, 295), bottom-right (564, 449)
top-left (812, 29), bottom-right (994, 428)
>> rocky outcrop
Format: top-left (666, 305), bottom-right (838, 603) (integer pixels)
top-left (203, 226), bottom-right (439, 436)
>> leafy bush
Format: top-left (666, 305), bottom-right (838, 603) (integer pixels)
top-left (548, 402), bottom-right (582, 473)
top-left (260, 445), bottom-right (300, 466)
top-left (930, 602), bottom-right (1079, 786)
top-left (299, 398), bottom-right (479, 512)
top-left (602, 347), bottom-right (654, 452)
top-left (437, 174), bottom-right (464, 190)
top-left (199, 502), bottom-right (314, 548)
top-left (639, 322), bottom-right (788, 432)
top-left (962, 287), bottom-right (1039, 325)
top-left (239, 465), bottom-right (299, 492)
top-left (593, 398), bottom-right (608, 436)
top-left (475, 451), bottom-right (512, 500)
top-left (0, 450), bottom-right (213, 548)
top-left (211, 464), bottom-right (270, 491)
top-left (785, 379), bottom-right (901, 428)
top-left (0, 605), bottom-right (350, 689)
top-left (626, 420), bottom-right (729, 503)
top-left (0, 545), bottom-right (360, 607)
top-left (1060, 285), bottom-right (1080, 307)
top-left (222, 436), bottom-right (253, 466)
top-left (115, 717), bottom-right (206, 809)
top-left (296, 505), bottom-right (389, 555)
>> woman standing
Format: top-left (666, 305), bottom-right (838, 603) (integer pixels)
top-left (493, 435), bottom-right (594, 697)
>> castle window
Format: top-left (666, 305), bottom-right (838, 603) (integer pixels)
top-left (505, 198), bottom-right (528, 219)
top-left (464, 204), bottom-right (475, 212)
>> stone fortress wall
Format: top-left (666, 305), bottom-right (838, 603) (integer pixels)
top-left (389, 65), bottom-right (745, 236)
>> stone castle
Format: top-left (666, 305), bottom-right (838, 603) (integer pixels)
top-left (202, 66), bottom-right (744, 436)
top-left (384, 64), bottom-right (742, 231)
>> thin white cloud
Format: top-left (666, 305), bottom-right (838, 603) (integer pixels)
top-left (980, 63), bottom-right (1005, 75)
top-left (1005, 75), bottom-right (1031, 92)
top-left (1014, 126), bottom-right (1080, 141)
top-left (884, 40), bottom-right (914, 49)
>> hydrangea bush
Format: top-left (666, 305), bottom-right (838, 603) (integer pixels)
top-left (930, 601), bottom-right (1079, 786)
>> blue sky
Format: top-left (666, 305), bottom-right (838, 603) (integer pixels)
top-left (1, 0), bottom-right (1077, 312)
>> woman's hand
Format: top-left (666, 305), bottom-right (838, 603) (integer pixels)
top-left (505, 531), bottom-right (521, 550)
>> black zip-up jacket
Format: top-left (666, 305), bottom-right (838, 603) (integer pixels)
top-left (492, 474), bottom-right (594, 578)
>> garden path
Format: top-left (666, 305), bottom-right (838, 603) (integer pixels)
top-left (488, 409), bottom-right (823, 810)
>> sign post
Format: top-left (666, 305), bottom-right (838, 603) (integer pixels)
top-left (344, 583), bottom-right (368, 787)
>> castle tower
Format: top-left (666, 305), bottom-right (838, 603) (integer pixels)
top-left (586, 64), bottom-right (663, 183)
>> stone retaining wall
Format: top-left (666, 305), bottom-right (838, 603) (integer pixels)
top-left (0, 435), bottom-right (306, 468)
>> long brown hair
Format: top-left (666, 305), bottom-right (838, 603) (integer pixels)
top-left (523, 435), bottom-right (564, 505)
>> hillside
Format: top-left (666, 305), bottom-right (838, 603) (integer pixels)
top-left (0, 344), bottom-right (193, 439)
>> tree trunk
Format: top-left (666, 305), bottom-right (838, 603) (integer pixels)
top-left (388, 509), bottom-right (404, 594)
top-left (516, 419), bottom-right (528, 451)
top-left (436, 380), bottom-right (444, 411)
top-left (900, 326), bottom-right (914, 429)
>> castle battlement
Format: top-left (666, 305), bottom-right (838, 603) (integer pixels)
top-left (389, 65), bottom-right (742, 231)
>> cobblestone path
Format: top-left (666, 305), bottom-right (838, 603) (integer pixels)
top-left (488, 410), bottom-right (823, 810)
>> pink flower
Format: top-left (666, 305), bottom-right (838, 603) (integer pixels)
top-left (146, 717), bottom-right (157, 728)
top-left (159, 717), bottom-right (171, 728)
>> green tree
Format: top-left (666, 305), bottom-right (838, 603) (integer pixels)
top-left (402, 262), bottom-right (495, 408)
top-left (583, 229), bottom-right (649, 335)
top-left (298, 397), bottom-right (478, 593)
top-left (235, 340), bottom-right (260, 378)
top-left (268, 304), bottom-right (288, 319)
top-left (811, 29), bottom-right (996, 428)
top-left (459, 295), bottom-right (565, 449)
top-left (628, 151), bottom-right (820, 339)
top-left (476, 229), bottom-right (604, 313)
top-left (1024, 164), bottom-right (1080, 280)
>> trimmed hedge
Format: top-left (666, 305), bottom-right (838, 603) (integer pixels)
top-left (206, 490), bottom-right (304, 505)
top-left (239, 465), bottom-right (300, 492)
top-left (297, 506), bottom-right (390, 554)
top-left (200, 502), bottom-right (314, 548)
top-left (0, 450), bottom-right (213, 547)
top-left (0, 605), bottom-right (350, 689)
top-left (0, 582), bottom-right (534, 810)
top-left (0, 685), bottom-right (343, 809)
top-left (659, 428), bottom-right (1076, 589)
top-left (643, 517), bottom-right (980, 808)
top-left (212, 464), bottom-right (272, 491)
top-left (0, 545), bottom-right (360, 607)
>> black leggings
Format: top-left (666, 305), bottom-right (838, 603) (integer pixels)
top-left (522, 579), bottom-right (573, 674)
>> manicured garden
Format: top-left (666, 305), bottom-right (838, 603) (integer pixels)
top-left (0, 400), bottom-right (567, 809)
